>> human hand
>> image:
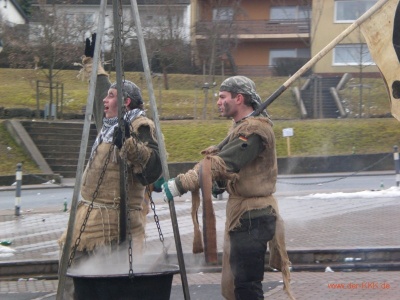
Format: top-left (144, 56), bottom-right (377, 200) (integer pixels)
top-left (76, 33), bottom-right (107, 80)
top-left (212, 180), bottom-right (226, 198)
top-left (162, 178), bottom-right (180, 202)
top-left (113, 120), bottom-right (131, 149)
top-left (152, 177), bottom-right (165, 193)
top-left (85, 33), bottom-right (96, 58)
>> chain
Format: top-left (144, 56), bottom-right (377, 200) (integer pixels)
top-left (131, 131), bottom-right (167, 257)
top-left (278, 153), bottom-right (392, 186)
top-left (115, 0), bottom-right (135, 278)
top-left (68, 145), bottom-right (114, 267)
top-left (112, 0), bottom-right (166, 276)
top-left (118, 0), bottom-right (126, 84)
top-left (148, 185), bottom-right (167, 256)
top-left (123, 148), bottom-right (134, 277)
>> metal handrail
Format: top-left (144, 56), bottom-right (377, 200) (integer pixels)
top-left (195, 19), bottom-right (310, 35)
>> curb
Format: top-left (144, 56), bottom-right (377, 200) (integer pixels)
top-left (2, 247), bottom-right (400, 279)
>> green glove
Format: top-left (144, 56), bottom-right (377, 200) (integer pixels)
top-left (153, 177), bottom-right (165, 192)
top-left (212, 180), bottom-right (226, 198)
top-left (162, 178), bottom-right (180, 202)
top-left (112, 120), bottom-right (130, 149)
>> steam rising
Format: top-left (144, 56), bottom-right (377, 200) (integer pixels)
top-left (67, 242), bottom-right (175, 277)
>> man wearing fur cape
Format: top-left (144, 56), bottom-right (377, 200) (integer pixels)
top-left (59, 35), bottom-right (162, 299)
top-left (163, 76), bottom-right (294, 300)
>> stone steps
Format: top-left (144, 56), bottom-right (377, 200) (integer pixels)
top-left (301, 76), bottom-right (342, 118)
top-left (20, 121), bottom-right (98, 178)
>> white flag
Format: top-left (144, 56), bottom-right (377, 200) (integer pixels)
top-left (360, 0), bottom-right (400, 120)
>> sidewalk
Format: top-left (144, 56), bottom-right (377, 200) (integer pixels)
top-left (1, 178), bottom-right (400, 299)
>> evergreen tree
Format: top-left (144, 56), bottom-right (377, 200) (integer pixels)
top-left (17, 0), bottom-right (32, 16)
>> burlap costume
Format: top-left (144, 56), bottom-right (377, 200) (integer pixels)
top-left (59, 116), bottom-right (159, 253)
top-left (59, 74), bottom-right (162, 256)
top-left (176, 116), bottom-right (294, 300)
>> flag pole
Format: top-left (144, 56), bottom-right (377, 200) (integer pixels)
top-left (56, 0), bottom-right (107, 298)
top-left (129, 0), bottom-right (191, 299)
top-left (254, 0), bottom-right (390, 115)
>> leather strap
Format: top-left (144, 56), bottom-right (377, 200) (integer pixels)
top-left (191, 190), bottom-right (204, 253)
top-left (199, 157), bottom-right (218, 264)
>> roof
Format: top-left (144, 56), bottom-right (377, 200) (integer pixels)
top-left (7, 0), bottom-right (29, 23)
top-left (31, 0), bottom-right (190, 5)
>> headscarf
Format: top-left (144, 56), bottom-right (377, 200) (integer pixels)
top-left (110, 80), bottom-right (143, 107)
top-left (219, 76), bottom-right (262, 109)
top-left (89, 109), bottom-right (145, 162)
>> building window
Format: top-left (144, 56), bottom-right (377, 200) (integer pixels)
top-left (334, 0), bottom-right (376, 23)
top-left (213, 7), bottom-right (234, 21)
top-left (68, 13), bottom-right (94, 26)
top-left (66, 14), bottom-right (75, 21)
top-left (269, 48), bottom-right (310, 65)
top-left (333, 44), bottom-right (375, 65)
top-left (83, 14), bottom-right (94, 24)
top-left (270, 6), bottom-right (310, 20)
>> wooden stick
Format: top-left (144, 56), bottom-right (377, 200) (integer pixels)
top-left (56, 0), bottom-right (107, 299)
top-left (129, 0), bottom-right (191, 299)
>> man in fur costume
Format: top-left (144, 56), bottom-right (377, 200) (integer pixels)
top-left (59, 35), bottom-right (162, 298)
top-left (58, 78), bottom-right (162, 252)
top-left (163, 76), bottom-right (294, 300)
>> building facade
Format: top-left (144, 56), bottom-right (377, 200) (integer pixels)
top-left (25, 0), bottom-right (382, 77)
top-left (192, 0), bottom-right (312, 77)
top-left (30, 0), bottom-right (191, 50)
top-left (192, 0), bottom-right (380, 77)
top-left (311, 0), bottom-right (379, 76)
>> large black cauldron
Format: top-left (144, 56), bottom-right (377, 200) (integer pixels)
top-left (67, 264), bottom-right (179, 300)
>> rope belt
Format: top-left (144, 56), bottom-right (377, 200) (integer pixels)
top-left (240, 206), bottom-right (276, 220)
top-left (80, 198), bottom-right (142, 211)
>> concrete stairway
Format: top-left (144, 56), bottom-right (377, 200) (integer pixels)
top-left (20, 121), bottom-right (98, 178)
top-left (301, 76), bottom-right (342, 118)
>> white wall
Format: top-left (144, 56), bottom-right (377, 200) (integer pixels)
top-left (0, 0), bottom-right (26, 25)
top-left (51, 3), bottom-right (191, 50)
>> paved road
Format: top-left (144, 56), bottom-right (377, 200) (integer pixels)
top-left (0, 172), bottom-right (396, 211)
top-left (1, 270), bottom-right (400, 300)
top-left (1, 172), bottom-right (400, 299)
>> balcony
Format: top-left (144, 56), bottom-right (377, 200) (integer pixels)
top-left (195, 19), bottom-right (310, 38)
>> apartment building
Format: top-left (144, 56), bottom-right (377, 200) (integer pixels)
top-left (192, 0), bottom-right (380, 77)
top-left (25, 0), bottom-right (381, 77)
top-left (191, 0), bottom-right (312, 77)
top-left (312, 0), bottom-right (379, 77)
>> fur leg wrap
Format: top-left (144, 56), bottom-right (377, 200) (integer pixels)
top-left (121, 137), bottom-right (152, 174)
top-left (76, 56), bottom-right (108, 81)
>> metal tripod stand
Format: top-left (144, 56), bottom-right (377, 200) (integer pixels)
top-left (56, 0), bottom-right (190, 299)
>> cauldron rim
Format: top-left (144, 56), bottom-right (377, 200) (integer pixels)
top-left (66, 264), bottom-right (180, 279)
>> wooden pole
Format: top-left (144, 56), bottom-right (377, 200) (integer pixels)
top-left (112, 0), bottom-right (127, 244)
top-left (129, 1), bottom-right (191, 299)
top-left (56, 0), bottom-right (107, 298)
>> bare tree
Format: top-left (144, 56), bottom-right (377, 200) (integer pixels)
top-left (105, 13), bottom-right (139, 74)
top-left (269, 0), bottom-right (324, 76)
top-left (136, 1), bottom-right (191, 90)
top-left (195, 0), bottom-right (244, 119)
top-left (3, 3), bottom-right (87, 118)
top-left (271, 0), bottom-right (323, 47)
top-left (341, 28), bottom-right (375, 118)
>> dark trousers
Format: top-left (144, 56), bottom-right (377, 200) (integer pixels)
top-left (229, 214), bottom-right (276, 300)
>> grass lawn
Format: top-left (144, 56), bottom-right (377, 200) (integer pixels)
top-left (0, 68), bottom-right (399, 176)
